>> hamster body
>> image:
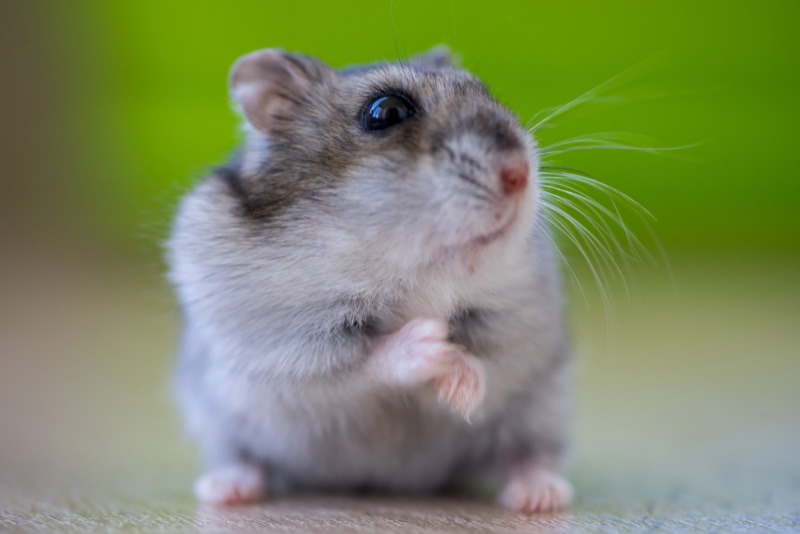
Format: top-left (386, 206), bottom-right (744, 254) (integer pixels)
top-left (168, 48), bottom-right (573, 512)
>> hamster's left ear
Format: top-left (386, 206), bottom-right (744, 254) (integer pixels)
top-left (230, 49), bottom-right (333, 133)
top-left (411, 45), bottom-right (460, 69)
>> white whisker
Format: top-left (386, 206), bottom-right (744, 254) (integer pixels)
top-left (539, 133), bottom-right (700, 162)
top-left (543, 192), bottom-right (634, 303)
top-left (541, 179), bottom-right (654, 264)
top-left (540, 199), bottom-right (614, 320)
top-left (536, 217), bottom-right (588, 306)
top-left (541, 168), bottom-right (656, 220)
top-left (530, 53), bottom-right (681, 335)
top-left (528, 52), bottom-right (670, 133)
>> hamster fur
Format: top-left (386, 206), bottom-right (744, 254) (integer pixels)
top-left (168, 48), bottom-right (573, 513)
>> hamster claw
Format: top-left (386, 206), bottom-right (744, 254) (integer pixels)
top-left (433, 352), bottom-right (486, 420)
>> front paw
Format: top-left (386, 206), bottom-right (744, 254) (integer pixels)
top-left (386, 318), bottom-right (486, 418)
top-left (433, 351), bottom-right (485, 419)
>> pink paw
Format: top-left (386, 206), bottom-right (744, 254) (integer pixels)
top-left (498, 466), bottom-right (573, 514)
top-left (388, 318), bottom-right (486, 418)
top-left (194, 463), bottom-right (267, 505)
top-left (433, 351), bottom-right (486, 419)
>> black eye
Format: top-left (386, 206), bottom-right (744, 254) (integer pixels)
top-left (362, 94), bottom-right (417, 131)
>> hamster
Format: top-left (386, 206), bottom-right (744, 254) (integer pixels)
top-left (167, 47), bottom-right (573, 513)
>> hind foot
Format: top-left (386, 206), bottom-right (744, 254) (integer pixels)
top-left (498, 463), bottom-right (573, 513)
top-left (195, 463), bottom-right (267, 505)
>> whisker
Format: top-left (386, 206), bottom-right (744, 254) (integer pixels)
top-left (539, 132), bottom-right (700, 160)
top-left (540, 167), bottom-right (655, 220)
top-left (545, 190), bottom-right (633, 266)
top-left (528, 53), bottom-right (681, 335)
top-left (546, 201), bottom-right (627, 289)
top-left (540, 199), bottom-right (615, 323)
top-left (542, 173), bottom-right (660, 263)
top-left (543, 200), bottom-right (622, 287)
top-left (544, 171), bottom-right (664, 269)
top-left (527, 51), bottom-right (670, 134)
top-left (540, 179), bottom-right (654, 264)
top-left (541, 188), bottom-right (633, 301)
top-left (536, 217), bottom-right (587, 306)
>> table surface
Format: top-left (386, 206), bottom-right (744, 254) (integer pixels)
top-left (1, 252), bottom-right (798, 532)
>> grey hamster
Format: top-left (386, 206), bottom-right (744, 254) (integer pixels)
top-left (168, 47), bottom-right (573, 513)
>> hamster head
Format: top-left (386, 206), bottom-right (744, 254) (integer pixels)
top-left (228, 48), bottom-right (538, 274)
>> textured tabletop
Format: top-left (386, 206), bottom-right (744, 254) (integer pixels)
top-left (1, 253), bottom-right (798, 532)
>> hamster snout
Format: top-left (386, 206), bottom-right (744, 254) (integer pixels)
top-left (428, 99), bottom-right (534, 205)
top-left (431, 124), bottom-right (535, 250)
top-left (499, 158), bottom-right (529, 196)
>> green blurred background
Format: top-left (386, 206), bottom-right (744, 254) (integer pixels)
top-left (1, 1), bottom-right (799, 525)
top-left (2, 0), bottom-right (798, 261)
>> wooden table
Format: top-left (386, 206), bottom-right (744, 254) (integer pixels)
top-left (1, 253), bottom-right (798, 532)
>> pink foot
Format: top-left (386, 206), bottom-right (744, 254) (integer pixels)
top-left (194, 463), bottom-right (267, 505)
top-left (382, 318), bottom-right (486, 418)
top-left (498, 464), bottom-right (573, 513)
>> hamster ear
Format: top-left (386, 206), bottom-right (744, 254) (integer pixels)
top-left (411, 45), bottom-right (460, 69)
top-left (230, 49), bottom-right (330, 132)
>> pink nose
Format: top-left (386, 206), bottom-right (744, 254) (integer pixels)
top-left (500, 162), bottom-right (529, 195)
